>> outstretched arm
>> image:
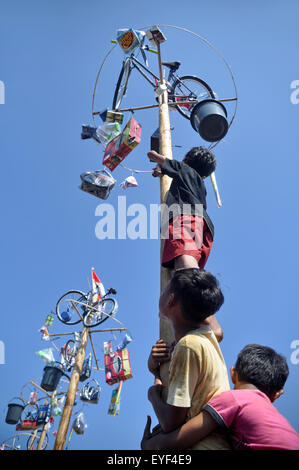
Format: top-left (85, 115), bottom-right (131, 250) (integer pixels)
top-left (141, 411), bottom-right (217, 450)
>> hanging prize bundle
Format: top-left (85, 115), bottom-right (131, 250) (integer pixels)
top-left (103, 117), bottom-right (142, 172)
top-left (79, 169), bottom-right (116, 200)
top-left (80, 379), bottom-right (101, 404)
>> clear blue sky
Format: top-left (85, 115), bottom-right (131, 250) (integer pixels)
top-left (1, 0), bottom-right (299, 450)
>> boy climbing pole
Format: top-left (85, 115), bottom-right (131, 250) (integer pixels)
top-left (147, 147), bottom-right (223, 342)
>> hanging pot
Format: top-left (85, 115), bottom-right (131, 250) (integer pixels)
top-left (41, 362), bottom-right (69, 392)
top-left (5, 397), bottom-right (25, 424)
top-left (190, 99), bottom-right (228, 142)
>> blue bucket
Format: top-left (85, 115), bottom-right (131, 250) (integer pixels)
top-left (190, 99), bottom-right (228, 142)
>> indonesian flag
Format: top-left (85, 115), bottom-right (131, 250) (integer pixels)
top-left (91, 267), bottom-right (105, 299)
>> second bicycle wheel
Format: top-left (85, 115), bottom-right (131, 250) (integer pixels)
top-left (56, 290), bottom-right (88, 325)
top-left (83, 298), bottom-right (118, 328)
top-left (26, 429), bottom-right (48, 450)
top-left (171, 75), bottom-right (215, 119)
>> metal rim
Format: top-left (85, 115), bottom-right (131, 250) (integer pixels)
top-left (91, 24), bottom-right (238, 153)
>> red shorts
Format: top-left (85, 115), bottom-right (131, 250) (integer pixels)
top-left (162, 215), bottom-right (213, 269)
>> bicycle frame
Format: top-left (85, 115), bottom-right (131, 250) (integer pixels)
top-left (126, 53), bottom-right (176, 90)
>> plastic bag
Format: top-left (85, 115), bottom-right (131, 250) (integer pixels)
top-left (36, 348), bottom-right (55, 365)
top-left (80, 379), bottom-right (101, 404)
top-left (72, 412), bottom-right (86, 435)
top-left (29, 391), bottom-right (38, 405)
top-left (120, 175), bottom-right (138, 190)
top-left (79, 170), bottom-right (116, 200)
top-left (79, 353), bottom-right (92, 382)
top-left (81, 123), bottom-right (120, 147)
top-left (116, 332), bottom-right (133, 351)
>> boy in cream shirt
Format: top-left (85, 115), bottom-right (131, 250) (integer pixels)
top-left (147, 268), bottom-right (230, 450)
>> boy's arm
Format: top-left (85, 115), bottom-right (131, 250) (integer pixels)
top-left (141, 411), bottom-right (217, 450)
top-left (148, 380), bottom-right (188, 433)
top-left (147, 150), bottom-right (182, 179)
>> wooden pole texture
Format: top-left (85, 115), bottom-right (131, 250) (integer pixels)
top-left (53, 326), bottom-right (89, 450)
top-left (156, 41), bottom-right (175, 394)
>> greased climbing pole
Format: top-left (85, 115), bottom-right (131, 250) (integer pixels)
top-left (156, 40), bottom-right (175, 392)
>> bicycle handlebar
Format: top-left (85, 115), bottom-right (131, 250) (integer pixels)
top-left (110, 40), bottom-right (158, 54)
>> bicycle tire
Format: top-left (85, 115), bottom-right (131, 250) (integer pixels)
top-left (56, 290), bottom-right (88, 326)
top-left (83, 297), bottom-right (118, 328)
top-left (26, 429), bottom-right (48, 450)
top-left (171, 75), bottom-right (215, 119)
top-left (112, 58), bottom-right (131, 110)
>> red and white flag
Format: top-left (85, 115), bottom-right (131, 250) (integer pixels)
top-left (91, 267), bottom-right (105, 299)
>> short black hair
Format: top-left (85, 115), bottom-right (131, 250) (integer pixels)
top-left (183, 147), bottom-right (217, 177)
top-left (169, 268), bottom-right (224, 324)
top-left (235, 344), bottom-right (289, 398)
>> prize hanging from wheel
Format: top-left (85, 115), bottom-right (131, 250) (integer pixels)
top-left (82, 25), bottom-right (237, 207)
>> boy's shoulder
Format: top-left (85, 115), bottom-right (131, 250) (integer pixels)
top-left (175, 326), bottom-right (220, 355)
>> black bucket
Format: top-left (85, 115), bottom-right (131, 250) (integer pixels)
top-left (41, 362), bottom-right (68, 392)
top-left (5, 397), bottom-right (25, 424)
top-left (190, 99), bottom-right (228, 142)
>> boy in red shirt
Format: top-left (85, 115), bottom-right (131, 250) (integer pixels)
top-left (142, 344), bottom-right (299, 450)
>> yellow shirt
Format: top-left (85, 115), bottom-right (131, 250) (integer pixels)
top-left (167, 326), bottom-right (231, 450)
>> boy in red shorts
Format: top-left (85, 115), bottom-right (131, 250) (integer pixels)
top-left (147, 147), bottom-right (222, 341)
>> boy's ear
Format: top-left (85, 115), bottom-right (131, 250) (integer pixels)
top-left (270, 389), bottom-right (284, 403)
top-left (230, 366), bottom-right (237, 385)
top-left (168, 292), bottom-right (176, 307)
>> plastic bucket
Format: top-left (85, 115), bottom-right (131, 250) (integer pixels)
top-left (41, 362), bottom-right (66, 392)
top-left (5, 398), bottom-right (25, 424)
top-left (190, 99), bottom-right (228, 142)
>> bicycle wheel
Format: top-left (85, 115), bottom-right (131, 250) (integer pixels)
top-left (83, 298), bottom-right (118, 328)
top-left (26, 429), bottom-right (48, 450)
top-left (112, 58), bottom-right (131, 110)
top-left (63, 339), bottom-right (77, 369)
top-left (56, 290), bottom-right (88, 326)
top-left (171, 75), bottom-right (215, 119)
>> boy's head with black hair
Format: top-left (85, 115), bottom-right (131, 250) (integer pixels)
top-left (232, 344), bottom-right (289, 401)
top-left (159, 268), bottom-right (224, 327)
top-left (183, 147), bottom-right (217, 178)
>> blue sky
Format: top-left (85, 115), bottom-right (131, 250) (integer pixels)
top-left (1, 0), bottom-right (299, 450)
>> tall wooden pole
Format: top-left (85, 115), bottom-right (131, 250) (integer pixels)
top-left (53, 327), bottom-right (89, 450)
top-left (156, 41), bottom-right (175, 392)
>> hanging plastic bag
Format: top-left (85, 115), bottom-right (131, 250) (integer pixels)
top-left (79, 169), bottom-right (116, 200)
top-left (72, 412), bottom-right (86, 435)
top-left (116, 331), bottom-right (133, 351)
top-left (80, 379), bottom-right (101, 404)
top-left (39, 326), bottom-right (50, 341)
top-left (116, 28), bottom-right (145, 54)
top-left (36, 348), bottom-right (55, 365)
top-left (29, 391), bottom-right (38, 405)
top-left (81, 123), bottom-right (120, 147)
top-left (79, 353), bottom-right (92, 382)
top-left (120, 175), bottom-right (138, 190)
